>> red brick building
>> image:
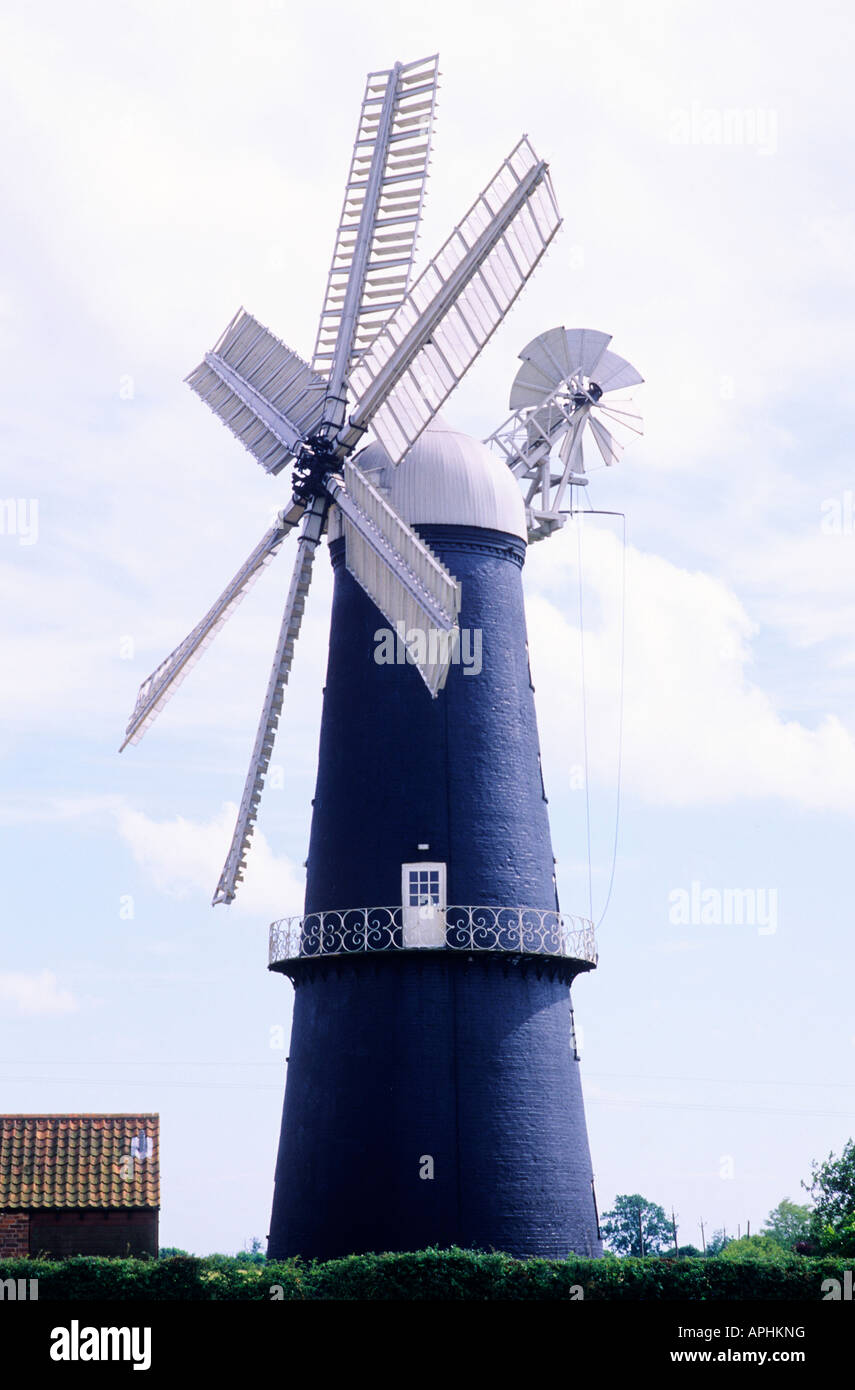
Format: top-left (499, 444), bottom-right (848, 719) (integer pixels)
top-left (0, 1114), bottom-right (159, 1258)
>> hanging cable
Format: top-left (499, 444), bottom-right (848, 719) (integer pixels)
top-left (568, 496), bottom-right (627, 931)
top-left (595, 506), bottom-right (626, 931)
top-left (576, 514), bottom-right (594, 921)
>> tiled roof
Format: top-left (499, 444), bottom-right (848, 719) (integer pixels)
top-left (0, 1115), bottom-right (159, 1210)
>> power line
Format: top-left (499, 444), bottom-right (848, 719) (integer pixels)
top-left (0, 1076), bottom-right (281, 1091)
top-left (2, 1074), bottom-right (854, 1119)
top-left (587, 1069), bottom-right (855, 1091)
top-left (586, 1096), bottom-right (855, 1120)
top-left (4, 1062), bottom-right (855, 1090)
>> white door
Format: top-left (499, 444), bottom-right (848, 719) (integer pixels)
top-left (402, 862), bottom-right (446, 947)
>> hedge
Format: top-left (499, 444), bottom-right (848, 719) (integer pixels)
top-left (0, 1249), bottom-right (851, 1300)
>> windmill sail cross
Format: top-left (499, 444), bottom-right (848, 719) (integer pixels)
top-left (341, 136), bottom-right (562, 464)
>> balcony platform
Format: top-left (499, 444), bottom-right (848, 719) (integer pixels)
top-left (269, 905), bottom-right (597, 980)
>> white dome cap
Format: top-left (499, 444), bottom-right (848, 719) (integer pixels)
top-left (339, 415), bottom-right (527, 542)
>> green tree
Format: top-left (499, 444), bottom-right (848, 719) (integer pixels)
top-left (600, 1194), bottom-right (673, 1257)
top-left (720, 1234), bottom-right (793, 1264)
top-left (762, 1198), bottom-right (812, 1251)
top-left (804, 1139), bottom-right (855, 1254)
top-left (705, 1229), bottom-right (730, 1256)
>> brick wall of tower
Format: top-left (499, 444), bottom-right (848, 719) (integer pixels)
top-left (271, 523), bottom-right (601, 1262)
top-left (271, 952), bottom-right (602, 1260)
top-left (305, 527), bottom-right (559, 914)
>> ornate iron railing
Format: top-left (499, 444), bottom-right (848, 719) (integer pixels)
top-left (268, 905), bottom-right (597, 966)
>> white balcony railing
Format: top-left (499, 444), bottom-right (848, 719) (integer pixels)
top-left (269, 905), bottom-right (597, 967)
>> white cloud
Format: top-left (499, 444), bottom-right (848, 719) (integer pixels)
top-left (725, 528), bottom-right (855, 655)
top-left (527, 521), bottom-right (855, 811)
top-left (0, 970), bottom-right (78, 1015)
top-left (0, 792), bottom-right (306, 918)
top-left (116, 803), bottom-right (305, 919)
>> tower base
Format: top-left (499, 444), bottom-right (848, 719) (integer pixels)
top-left (268, 951), bottom-right (602, 1261)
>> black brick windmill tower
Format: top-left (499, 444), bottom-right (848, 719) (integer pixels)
top-left (121, 54), bottom-right (643, 1259)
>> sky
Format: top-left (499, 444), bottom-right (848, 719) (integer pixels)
top-left (1, 0), bottom-right (853, 1255)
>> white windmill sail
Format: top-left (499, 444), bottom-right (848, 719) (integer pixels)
top-left (329, 460), bottom-right (461, 696)
top-left (483, 327), bottom-right (645, 540)
top-left (589, 347), bottom-right (645, 395)
top-left (312, 54), bottom-right (439, 387)
top-left (186, 310), bottom-right (328, 474)
top-left (584, 400), bottom-right (644, 466)
top-left (509, 328), bottom-right (613, 408)
top-left (120, 502), bottom-right (306, 751)
top-left (342, 137), bottom-right (562, 464)
top-left (212, 500), bottom-right (326, 905)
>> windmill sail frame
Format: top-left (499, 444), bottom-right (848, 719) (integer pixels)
top-left (312, 54), bottom-right (440, 406)
top-left (343, 137), bottom-right (562, 464)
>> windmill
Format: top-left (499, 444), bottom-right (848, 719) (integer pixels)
top-left (121, 54), bottom-right (642, 1261)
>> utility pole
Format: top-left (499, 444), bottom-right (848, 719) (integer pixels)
top-left (700, 1220), bottom-right (706, 1255)
top-left (672, 1210), bottom-right (679, 1257)
top-left (747, 1220), bottom-right (750, 1238)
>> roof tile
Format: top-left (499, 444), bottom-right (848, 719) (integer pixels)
top-left (0, 1115), bottom-right (159, 1210)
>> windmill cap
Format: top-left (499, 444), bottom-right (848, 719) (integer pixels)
top-left (344, 416), bottom-right (527, 541)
